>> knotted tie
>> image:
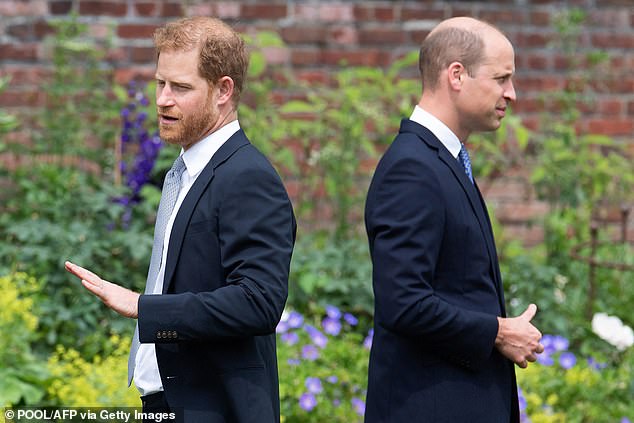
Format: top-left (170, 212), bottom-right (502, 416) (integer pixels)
top-left (458, 143), bottom-right (474, 184)
top-left (128, 154), bottom-right (186, 384)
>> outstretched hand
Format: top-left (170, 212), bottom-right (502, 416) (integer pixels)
top-left (65, 261), bottom-right (139, 319)
top-left (495, 304), bottom-right (544, 368)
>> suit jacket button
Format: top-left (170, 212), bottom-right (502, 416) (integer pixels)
top-left (173, 331), bottom-right (178, 339)
top-left (156, 331), bottom-right (162, 339)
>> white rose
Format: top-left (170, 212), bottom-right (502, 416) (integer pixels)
top-left (592, 312), bottom-right (634, 351)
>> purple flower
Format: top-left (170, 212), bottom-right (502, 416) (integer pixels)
top-left (537, 353), bottom-right (554, 366)
top-left (302, 345), bottom-right (319, 361)
top-left (322, 317), bottom-right (342, 336)
top-left (327, 375), bottom-right (338, 384)
top-left (552, 335), bottom-right (569, 352)
top-left (587, 357), bottom-right (607, 371)
top-left (281, 331), bottom-right (299, 345)
top-left (363, 328), bottom-right (374, 350)
top-left (332, 399), bottom-right (341, 407)
top-left (540, 335), bottom-right (556, 355)
top-left (559, 352), bottom-right (576, 369)
top-left (351, 397), bottom-right (365, 416)
top-left (299, 393), bottom-right (317, 411)
top-left (517, 387), bottom-right (527, 411)
top-left (287, 311), bottom-right (304, 328)
top-left (325, 304), bottom-right (342, 320)
top-left (305, 377), bottom-right (323, 394)
top-left (276, 320), bottom-right (289, 334)
top-left (287, 358), bottom-right (300, 366)
top-left (344, 313), bottom-right (358, 326)
top-left (304, 325), bottom-right (328, 348)
top-left (621, 418), bottom-right (631, 423)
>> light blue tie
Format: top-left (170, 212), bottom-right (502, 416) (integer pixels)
top-left (128, 154), bottom-right (186, 385)
top-left (458, 143), bottom-right (474, 184)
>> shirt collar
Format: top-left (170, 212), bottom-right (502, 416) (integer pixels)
top-left (410, 105), bottom-right (462, 159)
top-left (180, 120), bottom-right (241, 178)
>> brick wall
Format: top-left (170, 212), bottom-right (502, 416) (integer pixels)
top-left (1, 0), bottom-right (634, 245)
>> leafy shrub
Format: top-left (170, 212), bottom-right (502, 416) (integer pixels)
top-left (276, 306), bottom-right (371, 422)
top-left (0, 272), bottom-right (48, 407)
top-left (48, 335), bottom-right (139, 407)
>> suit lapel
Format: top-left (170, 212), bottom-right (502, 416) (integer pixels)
top-left (400, 120), bottom-right (505, 303)
top-left (162, 130), bottom-right (250, 293)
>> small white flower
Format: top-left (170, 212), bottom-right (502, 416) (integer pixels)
top-left (592, 312), bottom-right (634, 351)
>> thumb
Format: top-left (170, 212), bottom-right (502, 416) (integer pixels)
top-left (520, 304), bottom-right (537, 321)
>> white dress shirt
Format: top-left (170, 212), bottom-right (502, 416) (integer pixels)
top-left (410, 105), bottom-right (462, 159)
top-left (134, 120), bottom-right (240, 396)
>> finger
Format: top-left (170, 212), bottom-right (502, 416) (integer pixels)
top-left (517, 360), bottom-right (527, 369)
top-left (535, 343), bottom-right (545, 354)
top-left (520, 304), bottom-right (537, 321)
top-left (81, 279), bottom-right (105, 300)
top-left (67, 262), bottom-right (101, 283)
top-left (526, 353), bottom-right (537, 363)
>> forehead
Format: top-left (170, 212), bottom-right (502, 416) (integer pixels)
top-left (155, 48), bottom-right (202, 81)
top-left (477, 35), bottom-right (515, 75)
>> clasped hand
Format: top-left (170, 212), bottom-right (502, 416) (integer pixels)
top-left (65, 261), bottom-right (140, 319)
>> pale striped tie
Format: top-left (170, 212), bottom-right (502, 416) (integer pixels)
top-left (128, 154), bottom-right (186, 385)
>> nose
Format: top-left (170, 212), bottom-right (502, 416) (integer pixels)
top-left (504, 80), bottom-right (517, 103)
top-left (156, 84), bottom-right (175, 107)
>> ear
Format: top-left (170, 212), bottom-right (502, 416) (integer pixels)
top-left (447, 62), bottom-right (465, 91)
top-left (214, 76), bottom-right (235, 106)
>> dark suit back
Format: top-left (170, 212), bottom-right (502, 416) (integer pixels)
top-left (364, 120), bottom-right (518, 422)
top-left (137, 130), bottom-right (296, 423)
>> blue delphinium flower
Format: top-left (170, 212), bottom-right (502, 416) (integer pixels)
top-left (287, 358), bottom-right (300, 366)
top-left (344, 313), bottom-right (358, 326)
top-left (322, 317), bottom-right (342, 336)
top-left (552, 335), bottom-right (569, 352)
top-left (587, 356), bottom-right (607, 371)
top-left (276, 320), bottom-right (289, 334)
top-left (299, 393), bottom-right (317, 411)
top-left (327, 375), bottom-right (338, 384)
top-left (537, 353), bottom-right (554, 366)
top-left (351, 397), bottom-right (365, 416)
top-left (301, 344), bottom-right (320, 361)
top-left (305, 377), bottom-right (323, 394)
top-left (621, 418), bottom-right (631, 423)
top-left (559, 352), bottom-right (576, 369)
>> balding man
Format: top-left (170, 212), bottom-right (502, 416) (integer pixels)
top-left (66, 17), bottom-right (296, 422)
top-left (364, 17), bottom-right (543, 423)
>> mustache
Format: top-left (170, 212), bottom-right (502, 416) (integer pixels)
top-left (157, 107), bottom-right (182, 119)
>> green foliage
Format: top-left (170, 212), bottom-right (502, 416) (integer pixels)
top-left (277, 307), bottom-right (369, 422)
top-left (289, 234), bottom-right (373, 317)
top-left (0, 164), bottom-right (150, 354)
top-left (47, 335), bottom-right (140, 407)
top-left (26, 14), bottom-right (119, 167)
top-left (0, 272), bottom-right (48, 407)
top-left (518, 349), bottom-right (634, 422)
top-left (0, 77), bottom-right (19, 148)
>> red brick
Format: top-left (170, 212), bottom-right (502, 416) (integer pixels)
top-left (358, 28), bottom-right (407, 46)
top-left (0, 43), bottom-right (38, 61)
top-left (514, 75), bottom-right (562, 91)
top-left (114, 67), bottom-right (155, 85)
top-left (0, 66), bottom-right (51, 85)
top-left (401, 6), bottom-right (444, 21)
top-left (586, 119), bottom-right (634, 136)
top-left (375, 6), bottom-right (396, 22)
top-left (523, 53), bottom-right (549, 70)
top-left (49, 1), bottom-right (73, 14)
top-left (328, 26), bottom-right (358, 45)
top-left (134, 2), bottom-right (157, 16)
top-left (160, 2), bottom-right (183, 17)
top-left (215, 2), bottom-right (240, 19)
top-left (117, 24), bottom-right (158, 39)
top-left (589, 10), bottom-right (631, 28)
top-left (7, 23), bottom-right (32, 41)
top-left (79, 1), bottom-right (127, 16)
top-left (530, 11), bottom-right (551, 26)
top-left (321, 49), bottom-right (389, 67)
top-left (290, 49), bottom-right (321, 66)
top-left (280, 27), bottom-right (327, 44)
top-left (33, 19), bottom-right (55, 39)
top-left (597, 99), bottom-right (623, 115)
top-left (295, 70), bottom-right (332, 85)
top-left (628, 101), bottom-right (634, 115)
top-left (496, 202), bottom-right (549, 223)
top-left (262, 46), bottom-right (290, 65)
top-left (512, 97), bottom-right (543, 114)
top-left (479, 10), bottom-right (527, 25)
top-left (130, 46), bottom-right (156, 63)
top-left (501, 224), bottom-right (545, 247)
top-left (591, 33), bottom-right (634, 49)
top-left (353, 5), bottom-right (373, 21)
top-left (241, 4), bottom-right (287, 19)
top-left (514, 31), bottom-right (552, 48)
top-left (0, 90), bottom-right (46, 107)
top-left (0, 0), bottom-right (47, 16)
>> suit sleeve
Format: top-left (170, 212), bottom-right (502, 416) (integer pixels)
top-left (366, 154), bottom-right (498, 368)
top-left (137, 165), bottom-right (296, 342)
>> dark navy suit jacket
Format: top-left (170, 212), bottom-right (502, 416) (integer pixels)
top-left (364, 120), bottom-right (518, 423)
top-left (137, 130), bottom-right (296, 423)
